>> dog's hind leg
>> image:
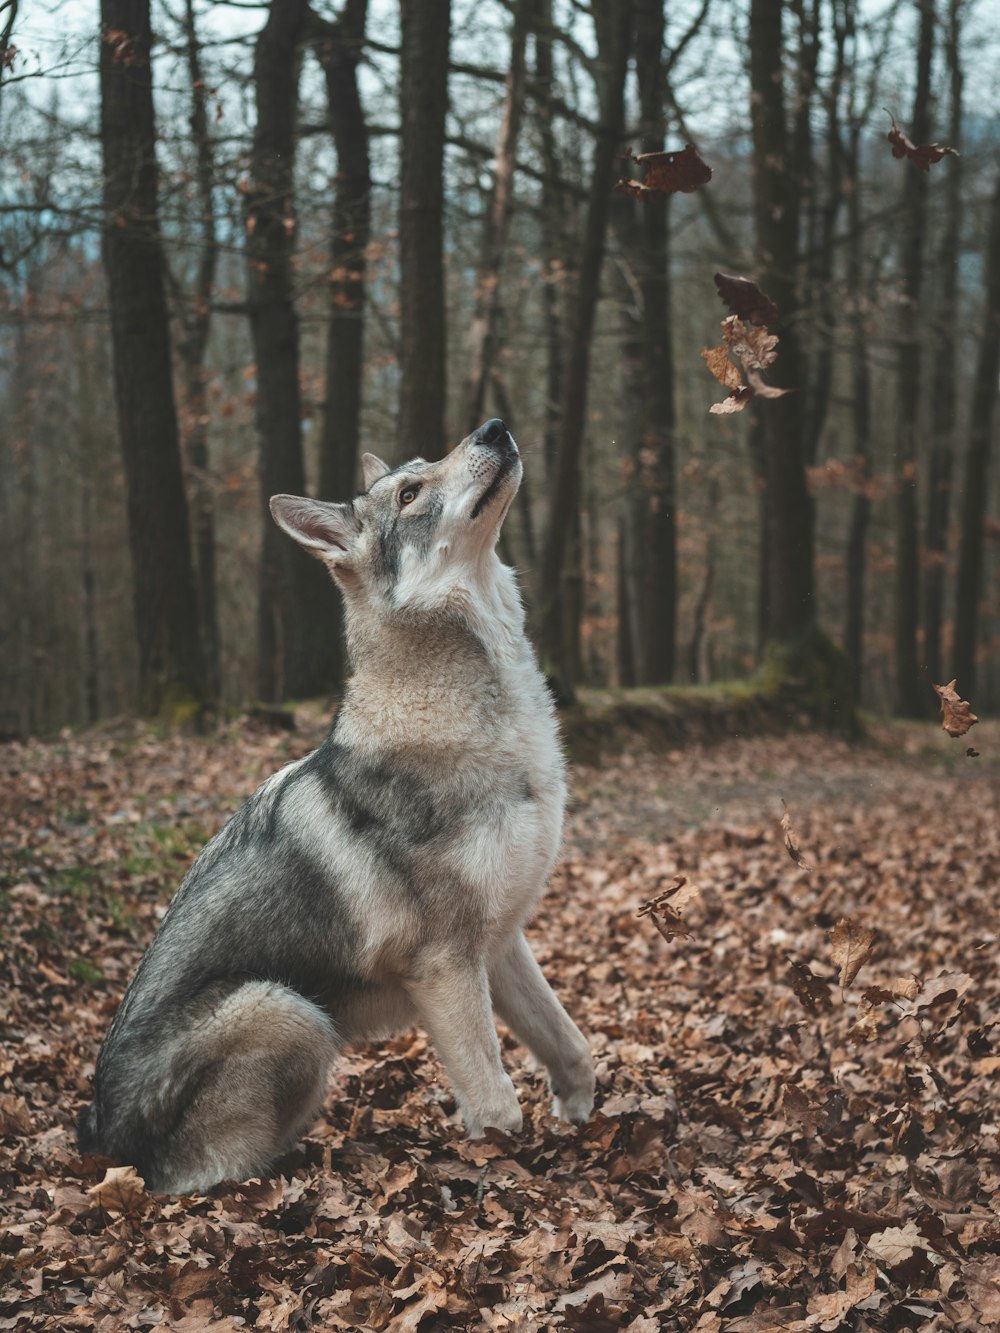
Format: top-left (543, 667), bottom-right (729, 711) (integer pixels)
top-left (149, 980), bottom-right (338, 1194)
top-left (489, 932), bottom-right (594, 1125)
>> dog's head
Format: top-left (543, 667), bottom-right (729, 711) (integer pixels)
top-left (270, 419), bottom-right (522, 613)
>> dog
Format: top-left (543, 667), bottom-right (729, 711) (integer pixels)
top-left (78, 419), bottom-right (595, 1194)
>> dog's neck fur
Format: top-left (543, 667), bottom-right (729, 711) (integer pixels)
top-left (336, 554), bottom-right (548, 757)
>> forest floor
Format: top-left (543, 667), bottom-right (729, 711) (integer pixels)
top-left (2, 708), bottom-right (999, 1331)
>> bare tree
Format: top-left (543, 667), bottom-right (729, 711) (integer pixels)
top-left (924, 0), bottom-right (963, 688)
top-left (893, 0), bottom-right (935, 717)
top-left (398, 0), bottom-right (450, 460)
top-left (246, 0), bottom-right (334, 701)
top-left (313, 0), bottom-right (371, 691)
top-left (462, 0), bottom-right (531, 434)
top-left (954, 166), bottom-right (1000, 695)
top-left (537, 0), bottom-right (631, 700)
top-left (100, 0), bottom-right (205, 714)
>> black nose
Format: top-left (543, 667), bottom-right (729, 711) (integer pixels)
top-left (474, 418), bottom-right (508, 447)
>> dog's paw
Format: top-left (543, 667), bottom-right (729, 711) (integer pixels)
top-left (553, 1087), bottom-right (594, 1125)
top-left (551, 1047), bottom-right (595, 1125)
top-left (465, 1102), bottom-right (523, 1138)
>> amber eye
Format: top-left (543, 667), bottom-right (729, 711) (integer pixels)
top-left (399, 484), bottom-right (420, 506)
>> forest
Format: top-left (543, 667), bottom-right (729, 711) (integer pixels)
top-left (3, 1), bottom-right (1000, 1331)
top-left (1, 0), bottom-right (998, 732)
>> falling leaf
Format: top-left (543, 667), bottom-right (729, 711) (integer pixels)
top-left (746, 369), bottom-right (791, 400)
top-left (701, 344), bottom-right (743, 391)
top-left (702, 303), bottom-right (790, 414)
top-left (860, 976), bottom-right (920, 1004)
top-left (714, 272), bottom-right (778, 327)
top-left (886, 112), bottom-right (959, 173)
top-left (709, 386), bottom-right (755, 415)
top-left (967, 746), bottom-right (980, 758)
top-left (637, 875), bottom-right (700, 941)
top-left (87, 1164), bottom-right (147, 1214)
top-left (780, 800), bottom-right (810, 871)
top-left (829, 918), bottom-right (875, 989)
top-left (787, 957), bottom-right (833, 1014)
top-left (614, 144), bottom-right (712, 198)
top-left (932, 680), bottom-right (978, 738)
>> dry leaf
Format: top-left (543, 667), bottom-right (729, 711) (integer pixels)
top-left (932, 679), bottom-right (978, 738)
top-left (780, 800), bottom-right (810, 870)
top-left (787, 958), bottom-right (833, 1015)
top-left (714, 272), bottom-right (778, 326)
top-left (886, 112), bottom-right (959, 172)
top-left (637, 875), bottom-right (700, 941)
top-left (701, 344), bottom-right (743, 391)
top-left (865, 1221), bottom-right (924, 1267)
top-left (709, 385), bottom-right (755, 415)
top-left (88, 1164), bottom-right (147, 1213)
top-left (829, 918), bottom-right (875, 989)
top-left (615, 144), bottom-right (712, 198)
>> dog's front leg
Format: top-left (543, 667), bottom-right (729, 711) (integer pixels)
top-left (489, 932), bottom-right (595, 1125)
top-left (404, 956), bottom-right (522, 1137)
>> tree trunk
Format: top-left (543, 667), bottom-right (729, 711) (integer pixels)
top-left (536, 0), bottom-right (631, 700)
top-left (893, 0), bottom-right (934, 717)
top-left (954, 167), bottom-right (1000, 696)
top-left (398, 0), bottom-right (450, 460)
top-left (924, 0), bottom-right (962, 689)
top-left (314, 0), bottom-right (371, 692)
top-left (246, 0), bottom-right (334, 702)
top-left (462, 0), bottom-right (530, 434)
top-left (749, 0), bottom-right (814, 644)
top-left (178, 0), bottom-right (220, 701)
top-left (843, 118), bottom-right (873, 699)
top-left (630, 0), bottom-right (675, 684)
top-left (100, 0), bottom-right (205, 715)
top-left (532, 0), bottom-right (565, 484)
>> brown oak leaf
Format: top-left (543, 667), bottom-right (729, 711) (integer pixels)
top-left (637, 875), bottom-right (700, 941)
top-left (886, 113), bottom-right (959, 173)
top-left (829, 918), bottom-right (875, 989)
top-left (87, 1164), bottom-right (147, 1213)
top-left (780, 800), bottom-right (810, 870)
top-left (787, 957), bottom-right (833, 1015)
top-left (714, 272), bottom-right (779, 326)
top-left (709, 385), bottom-right (755, 415)
top-left (932, 680), bottom-right (978, 737)
top-left (615, 144), bottom-right (712, 198)
top-left (701, 343), bottom-right (743, 391)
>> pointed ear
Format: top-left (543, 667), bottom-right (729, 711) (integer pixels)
top-left (361, 453), bottom-right (391, 489)
top-left (269, 495), bottom-right (358, 560)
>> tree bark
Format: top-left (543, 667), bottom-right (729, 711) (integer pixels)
top-left (178, 0), bottom-right (220, 701)
top-left (843, 126), bottom-right (874, 699)
top-left (398, 0), bottom-right (450, 460)
top-left (246, 0), bottom-right (334, 702)
top-left (954, 167), bottom-right (1000, 696)
top-left (462, 0), bottom-right (530, 435)
top-left (893, 0), bottom-right (934, 717)
top-left (536, 0), bottom-right (631, 700)
top-left (749, 0), bottom-right (814, 645)
top-left (629, 0), bottom-right (675, 683)
top-left (314, 0), bottom-right (371, 692)
top-left (100, 0), bottom-right (205, 714)
top-left (532, 0), bottom-right (565, 484)
top-left (924, 0), bottom-right (962, 689)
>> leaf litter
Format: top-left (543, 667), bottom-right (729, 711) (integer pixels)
top-left (2, 715), bottom-right (999, 1329)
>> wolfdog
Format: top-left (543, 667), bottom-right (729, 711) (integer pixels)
top-left (78, 419), bottom-right (594, 1194)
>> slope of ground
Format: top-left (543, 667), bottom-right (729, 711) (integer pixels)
top-left (1, 713), bottom-right (998, 1331)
